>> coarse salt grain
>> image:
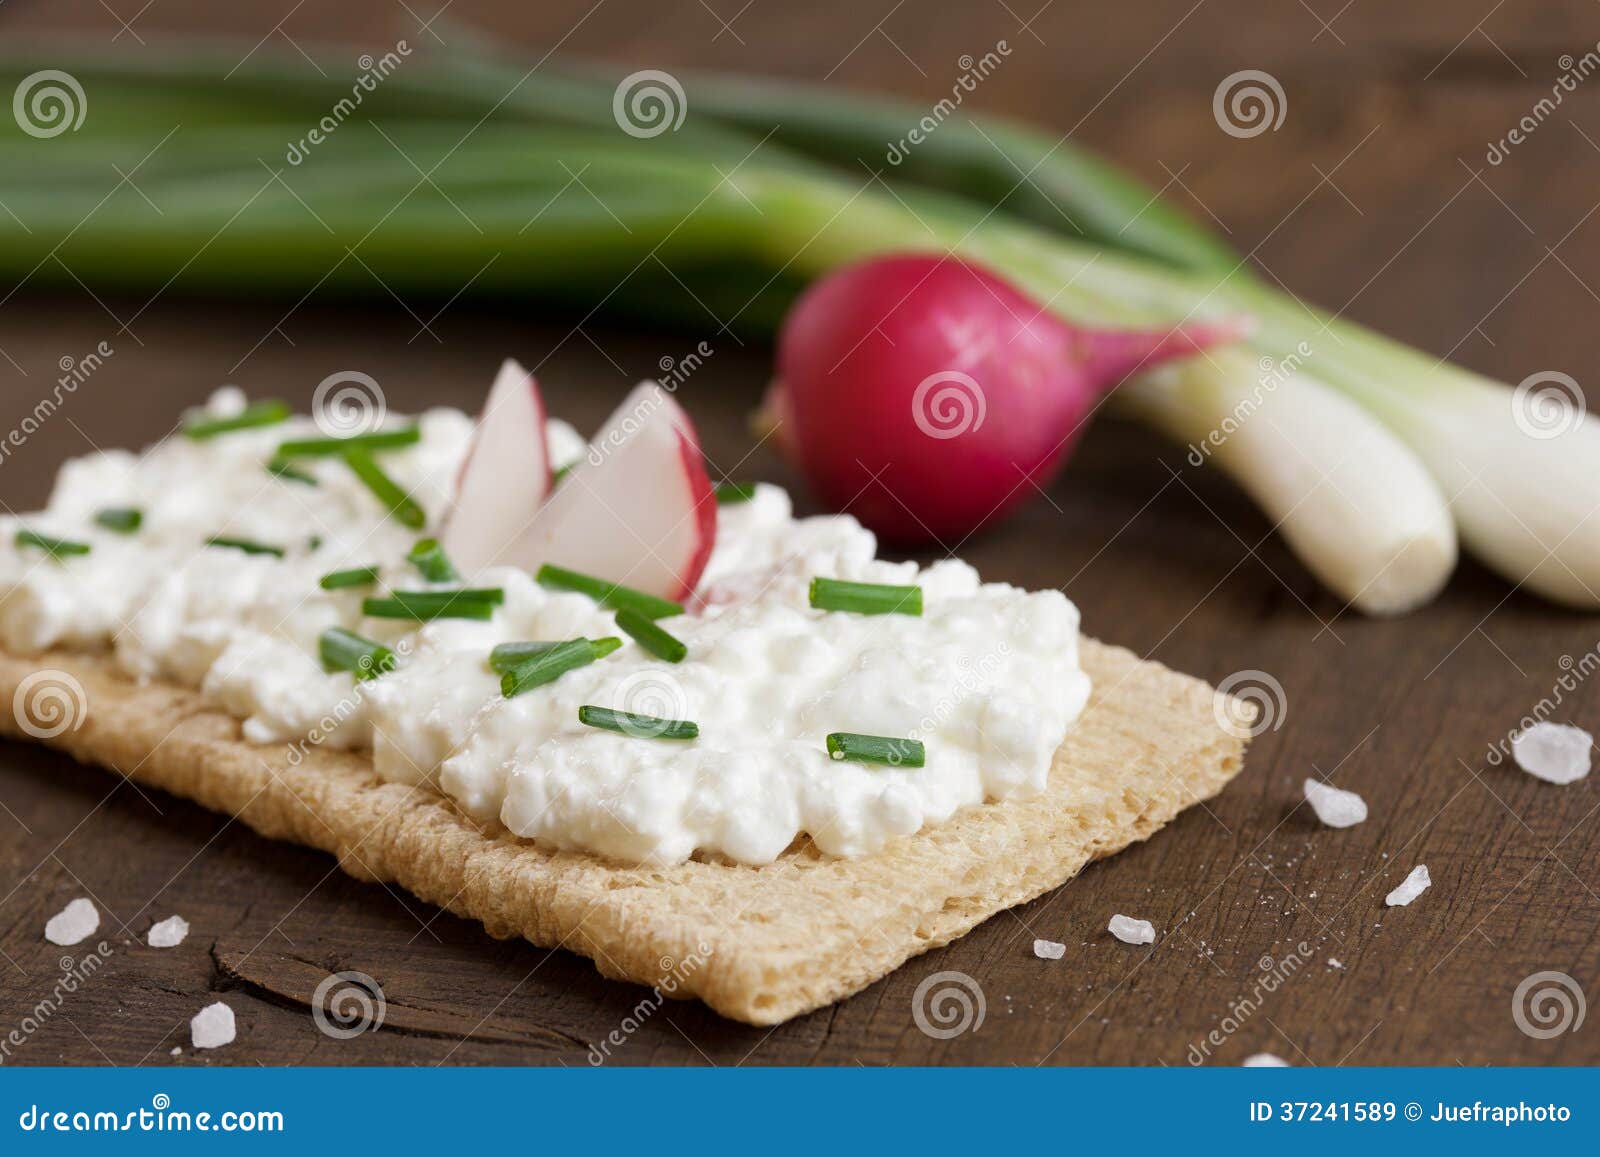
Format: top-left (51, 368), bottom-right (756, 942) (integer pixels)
top-left (44, 898), bottom-right (99, 946)
top-left (1033, 938), bottom-right (1066, 960)
top-left (1510, 722), bottom-right (1592, 785)
top-left (1243, 1053), bottom-right (1290, 1067)
top-left (1108, 914), bottom-right (1155, 945)
top-left (147, 915), bottom-right (189, 948)
top-left (1385, 864), bottom-right (1431, 907)
top-left (1303, 778), bottom-right (1367, 828)
top-left (190, 1001), bottom-right (236, 1050)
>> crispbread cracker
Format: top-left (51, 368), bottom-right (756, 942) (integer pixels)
top-left (0, 639), bottom-right (1247, 1025)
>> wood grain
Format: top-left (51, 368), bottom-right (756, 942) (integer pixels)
top-left (1, 0), bottom-right (1598, 1066)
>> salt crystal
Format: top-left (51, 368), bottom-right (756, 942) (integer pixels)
top-left (1108, 914), bottom-right (1155, 945)
top-left (1243, 1052), bottom-right (1290, 1067)
top-left (170, 1046), bottom-right (182, 1056)
top-left (147, 915), bottom-right (189, 948)
top-left (1303, 778), bottom-right (1367, 828)
top-left (44, 898), bottom-right (99, 946)
top-left (1328, 957), bottom-right (1344, 970)
top-left (1511, 721), bottom-right (1592, 785)
top-left (190, 1001), bottom-right (236, 1050)
top-left (1033, 938), bottom-right (1066, 960)
top-left (1385, 864), bottom-right (1431, 907)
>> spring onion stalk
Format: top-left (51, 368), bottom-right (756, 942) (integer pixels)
top-left (93, 507), bottom-right (142, 533)
top-left (319, 566), bottom-right (381, 590)
top-left (267, 458), bottom-right (318, 486)
top-left (14, 529), bottom-right (90, 557)
top-left (713, 481), bottom-right (758, 504)
top-left (535, 565), bottom-right (684, 620)
top-left (614, 608), bottom-right (688, 663)
top-left (406, 538), bottom-right (459, 583)
top-left (489, 637), bottom-right (621, 675)
top-left (318, 627), bottom-right (395, 681)
top-left (809, 577), bottom-right (923, 616)
top-left (183, 399), bottom-right (288, 440)
top-left (362, 590), bottom-right (501, 621)
top-left (501, 639), bottom-right (605, 698)
top-left (275, 428), bottom-right (421, 456)
top-left (578, 705), bottom-right (699, 741)
top-left (826, 732), bottom-right (926, 767)
top-left (342, 448), bottom-right (426, 530)
top-left (205, 536), bottom-right (284, 558)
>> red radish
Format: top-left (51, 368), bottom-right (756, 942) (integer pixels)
top-left (767, 254), bottom-right (1247, 544)
top-left (441, 359), bottom-right (552, 574)
top-left (493, 383), bottom-right (716, 600)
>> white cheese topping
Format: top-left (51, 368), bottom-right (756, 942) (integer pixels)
top-left (0, 390), bottom-right (1092, 866)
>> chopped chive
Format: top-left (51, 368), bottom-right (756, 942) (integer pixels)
top-left (14, 528), bottom-right (90, 558)
top-left (320, 565), bottom-right (382, 590)
top-left (343, 448), bottom-right (426, 529)
top-left (615, 608), bottom-right (687, 663)
top-left (274, 426), bottom-right (421, 457)
top-left (501, 638), bottom-right (605, 698)
top-left (267, 458), bottom-right (318, 486)
top-left (206, 535), bottom-right (285, 558)
top-left (809, 577), bottom-right (922, 616)
top-left (551, 462), bottom-right (576, 488)
top-left (318, 627), bottom-right (395, 681)
top-left (489, 636), bottom-right (620, 675)
top-left (578, 705), bottom-right (699, 741)
top-left (362, 589), bottom-right (502, 621)
top-left (183, 399), bottom-right (290, 440)
top-left (714, 481), bottom-right (757, 504)
top-left (406, 537), bottom-right (458, 583)
top-left (535, 564), bottom-right (683, 620)
top-left (825, 732), bottom-right (926, 767)
top-left (93, 507), bottom-right (142, 534)
top-left (307, 535), bottom-right (323, 551)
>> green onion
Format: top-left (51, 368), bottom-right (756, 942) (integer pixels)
top-left (501, 638), bottom-right (607, 698)
top-left (183, 399), bottom-right (289, 440)
top-left (274, 427), bottom-right (421, 457)
top-left (93, 507), bottom-right (142, 533)
top-left (489, 636), bottom-right (620, 675)
top-left (809, 577), bottom-right (922, 616)
top-left (362, 589), bottom-right (503, 620)
top-left (14, 528), bottom-right (90, 558)
top-left (714, 481), bottom-right (757, 504)
top-left (579, 705), bottom-right (699, 740)
top-left (267, 457), bottom-right (318, 486)
top-left (342, 448), bottom-right (426, 529)
top-left (551, 462), bottom-right (576, 488)
top-left (406, 537), bottom-right (458, 583)
top-left (535, 564), bottom-right (683, 620)
top-left (319, 565), bottom-right (381, 590)
top-left (318, 627), bottom-right (395, 681)
top-left (205, 535), bottom-right (285, 558)
top-left (614, 608), bottom-right (687, 663)
top-left (825, 732), bottom-right (925, 767)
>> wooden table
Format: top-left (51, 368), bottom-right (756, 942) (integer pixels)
top-left (1, 0), bottom-right (1598, 1066)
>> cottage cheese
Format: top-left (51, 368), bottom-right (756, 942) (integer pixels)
top-left (0, 389), bottom-right (1092, 866)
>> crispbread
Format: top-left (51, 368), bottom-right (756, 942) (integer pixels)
top-left (0, 639), bottom-right (1247, 1025)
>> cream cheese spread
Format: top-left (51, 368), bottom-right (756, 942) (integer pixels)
top-left (0, 388), bottom-right (1092, 866)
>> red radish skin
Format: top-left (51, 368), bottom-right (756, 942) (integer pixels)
top-left (769, 254), bottom-right (1246, 544)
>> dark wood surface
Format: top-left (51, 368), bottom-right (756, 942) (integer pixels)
top-left (2, 0), bottom-right (1599, 1067)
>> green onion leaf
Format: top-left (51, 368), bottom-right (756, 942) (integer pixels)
top-left (535, 564), bottom-right (683, 620)
top-left (274, 426), bottom-right (421, 457)
top-left (183, 400), bottom-right (289, 441)
top-left (14, 528), bottom-right (90, 558)
top-left (406, 537), bottom-right (459, 583)
top-left (267, 458), bottom-right (318, 486)
top-left (343, 448), bottom-right (426, 529)
top-left (809, 577), bottom-right (922, 616)
top-left (318, 627), bottom-right (395, 681)
top-left (579, 705), bottom-right (699, 741)
top-left (362, 589), bottom-right (502, 621)
top-left (615, 608), bottom-right (687, 663)
top-left (93, 507), bottom-right (142, 534)
top-left (206, 535), bottom-right (285, 558)
top-left (825, 732), bottom-right (925, 767)
top-left (714, 481), bottom-right (757, 504)
top-left (501, 638), bottom-right (606, 698)
top-left (489, 636), bottom-right (621, 675)
top-left (319, 565), bottom-right (382, 590)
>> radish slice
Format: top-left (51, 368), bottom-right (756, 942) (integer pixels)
top-left (440, 359), bottom-right (552, 575)
top-left (498, 383), bottom-right (717, 600)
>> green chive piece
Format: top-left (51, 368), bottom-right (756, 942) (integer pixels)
top-left (274, 426), bottom-right (421, 457)
top-left (407, 537), bottom-right (458, 583)
top-left (93, 507), bottom-right (142, 533)
top-left (501, 638), bottom-right (604, 698)
top-left (206, 535), bottom-right (285, 558)
top-left (489, 636), bottom-right (620, 675)
top-left (535, 564), bottom-right (684, 620)
top-left (615, 608), bottom-right (687, 663)
top-left (320, 565), bottom-right (382, 590)
top-left (362, 589), bottom-right (502, 621)
top-left (343, 448), bottom-right (426, 529)
top-left (809, 577), bottom-right (922, 616)
top-left (183, 399), bottom-right (290, 440)
top-left (578, 705), bottom-right (699, 741)
top-left (267, 458), bottom-right (318, 486)
top-left (551, 462), bottom-right (575, 488)
top-left (825, 732), bottom-right (926, 767)
top-left (714, 481), bottom-right (757, 504)
top-left (318, 627), bottom-right (395, 681)
top-left (14, 528), bottom-right (90, 558)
